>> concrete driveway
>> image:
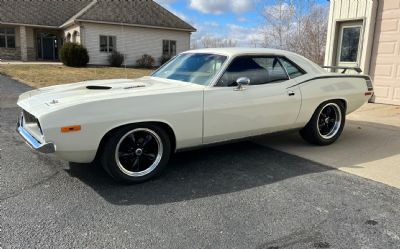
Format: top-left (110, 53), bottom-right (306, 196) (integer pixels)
top-left (1, 75), bottom-right (400, 249)
top-left (256, 104), bottom-right (400, 189)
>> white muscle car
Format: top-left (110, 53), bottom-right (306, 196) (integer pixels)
top-left (17, 48), bottom-right (374, 183)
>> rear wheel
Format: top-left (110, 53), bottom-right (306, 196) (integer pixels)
top-left (300, 101), bottom-right (345, 145)
top-left (101, 124), bottom-right (171, 183)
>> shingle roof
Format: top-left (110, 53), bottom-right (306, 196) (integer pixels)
top-left (0, 0), bottom-right (93, 27)
top-left (0, 0), bottom-right (196, 31)
top-left (77, 0), bottom-right (195, 31)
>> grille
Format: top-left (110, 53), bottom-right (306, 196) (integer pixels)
top-left (23, 110), bottom-right (36, 123)
top-left (22, 110), bottom-right (43, 134)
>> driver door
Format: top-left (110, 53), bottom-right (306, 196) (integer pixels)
top-left (203, 55), bottom-right (302, 144)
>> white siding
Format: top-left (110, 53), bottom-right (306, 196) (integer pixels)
top-left (80, 22), bottom-right (191, 66)
top-left (324, 0), bottom-right (378, 74)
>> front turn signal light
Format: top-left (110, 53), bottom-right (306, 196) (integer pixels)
top-left (61, 125), bottom-right (81, 133)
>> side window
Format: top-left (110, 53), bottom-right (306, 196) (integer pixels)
top-left (0, 28), bottom-right (16, 48)
top-left (279, 57), bottom-right (305, 78)
top-left (163, 40), bottom-right (177, 57)
top-left (217, 56), bottom-right (289, 87)
top-left (108, 36), bottom-right (116, 52)
top-left (99, 35), bottom-right (108, 52)
top-left (99, 35), bottom-right (116, 52)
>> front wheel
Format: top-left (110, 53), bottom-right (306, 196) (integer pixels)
top-left (300, 101), bottom-right (345, 145)
top-left (101, 124), bottom-right (171, 183)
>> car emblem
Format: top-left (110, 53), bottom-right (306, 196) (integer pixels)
top-left (50, 99), bottom-right (59, 104)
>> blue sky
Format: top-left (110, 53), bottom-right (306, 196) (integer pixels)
top-left (156, 0), bottom-right (329, 46)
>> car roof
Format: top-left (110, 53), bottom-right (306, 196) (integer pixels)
top-left (184, 48), bottom-right (296, 57)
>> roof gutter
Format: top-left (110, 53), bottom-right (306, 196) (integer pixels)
top-left (0, 22), bottom-right (59, 29)
top-left (76, 19), bottom-right (196, 32)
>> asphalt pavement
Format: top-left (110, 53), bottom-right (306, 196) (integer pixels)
top-left (1, 75), bottom-right (400, 249)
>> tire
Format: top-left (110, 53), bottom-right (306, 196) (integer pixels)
top-left (300, 100), bottom-right (346, 146)
top-left (101, 124), bottom-right (171, 183)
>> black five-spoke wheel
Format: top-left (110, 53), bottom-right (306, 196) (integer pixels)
top-left (300, 100), bottom-right (345, 145)
top-left (317, 103), bottom-right (342, 139)
top-left (101, 124), bottom-right (171, 183)
top-left (115, 128), bottom-right (163, 177)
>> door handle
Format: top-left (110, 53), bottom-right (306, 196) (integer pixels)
top-left (287, 90), bottom-right (295, 96)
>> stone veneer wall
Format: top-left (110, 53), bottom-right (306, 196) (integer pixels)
top-left (0, 47), bottom-right (21, 60)
top-left (27, 47), bottom-right (36, 61)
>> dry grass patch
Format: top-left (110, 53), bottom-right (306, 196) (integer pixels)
top-left (0, 64), bottom-right (152, 88)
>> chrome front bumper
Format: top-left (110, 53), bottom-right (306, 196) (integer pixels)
top-left (16, 114), bottom-right (55, 154)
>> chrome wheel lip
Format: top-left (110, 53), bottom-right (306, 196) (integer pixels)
top-left (317, 103), bottom-right (342, 140)
top-left (115, 128), bottom-right (163, 177)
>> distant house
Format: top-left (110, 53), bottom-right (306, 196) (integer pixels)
top-left (325, 0), bottom-right (400, 105)
top-left (0, 0), bottom-right (196, 65)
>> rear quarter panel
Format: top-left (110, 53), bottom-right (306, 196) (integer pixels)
top-left (296, 76), bottom-right (370, 126)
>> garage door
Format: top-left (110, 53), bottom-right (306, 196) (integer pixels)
top-left (370, 0), bottom-right (400, 105)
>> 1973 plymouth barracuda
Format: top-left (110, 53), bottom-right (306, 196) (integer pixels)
top-left (17, 48), bottom-right (374, 183)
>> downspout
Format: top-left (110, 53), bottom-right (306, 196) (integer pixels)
top-left (368, 0), bottom-right (380, 103)
top-left (368, 0), bottom-right (380, 75)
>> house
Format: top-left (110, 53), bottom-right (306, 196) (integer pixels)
top-left (0, 0), bottom-right (196, 65)
top-left (324, 0), bottom-right (400, 105)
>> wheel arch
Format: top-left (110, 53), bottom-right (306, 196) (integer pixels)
top-left (299, 98), bottom-right (347, 145)
top-left (317, 98), bottom-right (347, 114)
top-left (94, 121), bottom-right (177, 162)
top-left (303, 98), bottom-right (348, 125)
top-left (333, 98), bottom-right (347, 111)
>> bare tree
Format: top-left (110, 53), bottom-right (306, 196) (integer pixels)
top-left (288, 5), bottom-right (328, 64)
top-left (249, 35), bottom-right (260, 48)
top-left (221, 39), bottom-right (238, 48)
top-left (261, 0), bottom-right (328, 64)
top-left (261, 0), bottom-right (295, 49)
top-left (190, 39), bottom-right (199, 49)
top-left (201, 36), bottom-right (238, 48)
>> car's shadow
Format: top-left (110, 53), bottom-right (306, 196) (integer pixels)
top-left (67, 141), bottom-right (331, 205)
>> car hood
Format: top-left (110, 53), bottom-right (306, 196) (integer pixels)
top-left (17, 76), bottom-right (199, 117)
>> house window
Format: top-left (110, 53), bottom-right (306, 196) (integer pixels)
top-left (99, 35), bottom-right (116, 52)
top-left (339, 26), bottom-right (361, 63)
top-left (0, 28), bottom-right (16, 48)
top-left (163, 40), bottom-right (176, 57)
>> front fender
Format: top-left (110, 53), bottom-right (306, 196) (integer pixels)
top-left (40, 90), bottom-right (203, 163)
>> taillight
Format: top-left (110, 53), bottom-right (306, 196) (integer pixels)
top-left (366, 79), bottom-right (374, 91)
top-left (365, 92), bottom-right (373, 96)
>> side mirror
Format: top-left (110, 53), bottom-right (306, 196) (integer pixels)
top-left (234, 77), bottom-right (250, 91)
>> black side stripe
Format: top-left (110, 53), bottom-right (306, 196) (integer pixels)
top-left (287, 75), bottom-right (371, 89)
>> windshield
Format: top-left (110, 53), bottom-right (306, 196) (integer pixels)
top-left (152, 53), bottom-right (227, 85)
